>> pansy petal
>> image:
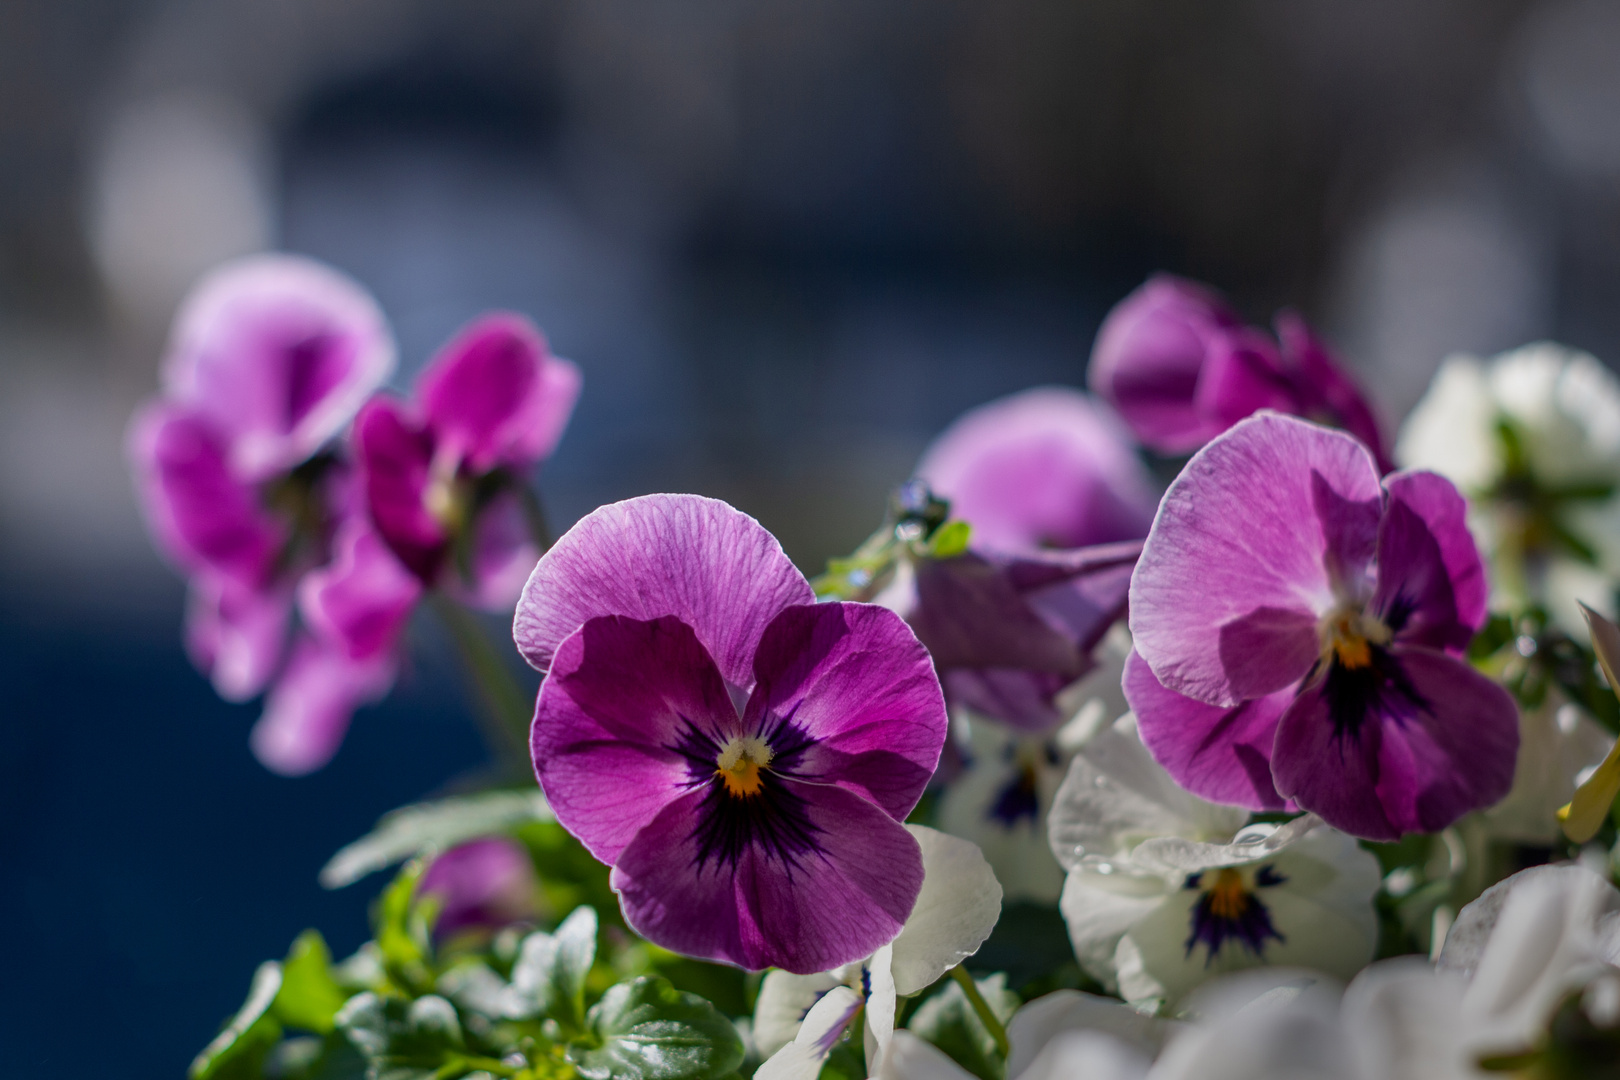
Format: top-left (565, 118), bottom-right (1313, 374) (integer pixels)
top-left (355, 397), bottom-right (444, 582)
top-left (249, 636), bottom-right (394, 776)
top-left (1130, 413), bottom-right (1383, 706)
top-left (910, 554), bottom-right (1088, 678)
top-left (1192, 327), bottom-right (1297, 430)
top-left (185, 573), bottom-right (292, 701)
top-left (419, 837), bottom-right (540, 940)
top-left (1271, 645), bottom-right (1518, 840)
top-left (1004, 989), bottom-right (1167, 1078)
top-left (915, 387), bottom-right (1157, 552)
top-left (888, 826), bottom-right (1002, 996)
top-left (163, 254), bottom-right (395, 479)
top-left (128, 403), bottom-right (287, 583)
top-left (753, 970), bottom-right (845, 1058)
top-left (1124, 650), bottom-right (1295, 812)
top-left (1373, 471), bottom-right (1488, 651)
top-left (755, 985), bottom-right (863, 1080)
top-left (877, 1031), bottom-right (974, 1080)
top-left (300, 515), bottom-right (422, 662)
top-left (744, 602), bottom-right (946, 821)
top-left (532, 614), bottom-right (735, 865)
top-left (611, 783), bottom-right (923, 974)
top-left (1275, 312), bottom-right (1392, 474)
top-left (1015, 1031), bottom-right (1152, 1080)
top-left (445, 490), bottom-right (542, 612)
top-left (514, 495), bottom-right (813, 687)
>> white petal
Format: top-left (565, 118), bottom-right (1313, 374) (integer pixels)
top-left (1058, 868), bottom-right (1167, 991)
top-left (752, 969), bottom-right (844, 1059)
top-left (1125, 815), bottom-right (1322, 876)
top-left (1482, 691), bottom-right (1615, 844)
top-left (1341, 958), bottom-right (1474, 1080)
top-left (1047, 714), bottom-right (1246, 873)
top-left (1396, 354), bottom-right (1498, 489)
top-left (876, 1030), bottom-right (974, 1080)
top-left (755, 985), bottom-right (861, 1080)
top-left (1003, 989), bottom-right (1167, 1079)
top-left (1015, 1031), bottom-right (1150, 1080)
top-left (938, 720), bottom-right (1067, 902)
top-left (890, 827), bottom-right (1004, 996)
top-left (1151, 974), bottom-right (1350, 1080)
top-left (864, 945), bottom-right (898, 1075)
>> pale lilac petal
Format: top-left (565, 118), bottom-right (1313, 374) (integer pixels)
top-left (1192, 328), bottom-right (1297, 430)
top-left (445, 490), bottom-right (541, 612)
top-left (1088, 275), bottom-right (1240, 453)
top-left (1130, 413), bottom-right (1384, 705)
top-left (163, 254), bottom-right (395, 480)
top-left (420, 837), bottom-right (539, 939)
top-left (355, 396), bottom-right (444, 583)
top-left (418, 313), bottom-right (578, 472)
top-left (249, 636), bottom-right (395, 776)
top-left (911, 555), bottom-right (1090, 682)
top-left (532, 614), bottom-right (736, 864)
top-left (610, 783), bottom-right (923, 973)
top-left (915, 387), bottom-right (1156, 553)
top-left (1271, 645), bottom-right (1519, 840)
top-left (944, 669), bottom-right (1075, 732)
top-left (1373, 471), bottom-right (1488, 652)
top-left (1123, 649), bottom-right (1294, 811)
top-left (299, 514), bottom-right (422, 662)
top-left (514, 495), bottom-right (814, 687)
top-left (185, 573), bottom-right (292, 702)
top-left (1275, 312), bottom-right (1392, 474)
top-left (743, 603), bottom-right (946, 820)
top-left (127, 403), bottom-right (285, 584)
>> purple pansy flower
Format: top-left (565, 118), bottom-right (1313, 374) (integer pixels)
top-left (1088, 275), bottom-right (1391, 471)
top-left (516, 495), bottom-right (947, 974)
top-left (419, 837), bottom-right (540, 940)
top-left (356, 313), bottom-right (581, 610)
top-left (915, 387), bottom-right (1157, 554)
top-left (1126, 412), bottom-right (1518, 840)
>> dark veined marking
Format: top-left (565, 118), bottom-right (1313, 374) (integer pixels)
top-left (1183, 865), bottom-right (1287, 965)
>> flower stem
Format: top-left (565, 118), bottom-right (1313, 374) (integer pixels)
top-left (949, 965), bottom-right (1009, 1060)
top-left (432, 596), bottom-right (534, 772)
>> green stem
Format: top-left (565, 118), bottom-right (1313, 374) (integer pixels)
top-left (432, 596), bottom-right (533, 771)
top-left (949, 965), bottom-right (1009, 1060)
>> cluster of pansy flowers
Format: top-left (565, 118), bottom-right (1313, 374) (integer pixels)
top-left (155, 264), bottom-right (1620, 1080)
top-left (129, 254), bottom-right (579, 774)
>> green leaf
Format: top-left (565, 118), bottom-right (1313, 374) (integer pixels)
top-left (191, 961), bottom-right (285, 1079)
top-left (263, 1034), bottom-right (369, 1080)
top-left (323, 791), bottom-right (552, 889)
top-left (373, 860), bottom-right (437, 992)
top-left (926, 520), bottom-right (972, 558)
top-left (275, 931), bottom-right (350, 1034)
top-left (336, 993), bottom-right (464, 1080)
top-left (509, 906), bottom-right (598, 1029)
top-left (570, 976), bottom-right (744, 1080)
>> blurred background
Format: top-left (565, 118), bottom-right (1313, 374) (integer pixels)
top-left (4, 0), bottom-right (1620, 1070)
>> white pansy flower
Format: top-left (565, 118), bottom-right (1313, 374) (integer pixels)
top-left (1481, 688), bottom-right (1614, 844)
top-left (938, 628), bottom-right (1130, 902)
top-left (1051, 716), bottom-right (1380, 1008)
top-left (754, 825), bottom-right (1003, 1079)
top-left (1397, 343), bottom-right (1620, 632)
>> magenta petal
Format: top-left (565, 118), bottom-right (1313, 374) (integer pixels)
top-left (185, 573), bottom-right (292, 701)
top-left (249, 636), bottom-right (394, 776)
top-left (1123, 649), bottom-right (1294, 811)
top-left (1275, 312), bottom-right (1392, 474)
top-left (1271, 645), bottom-right (1519, 840)
top-left (1373, 471), bottom-right (1488, 652)
top-left (610, 783), bottom-right (923, 973)
top-left (420, 837), bottom-right (539, 939)
top-left (1193, 328), bottom-right (1298, 430)
top-left (533, 615), bottom-right (736, 864)
top-left (128, 403), bottom-right (286, 584)
top-left (355, 397), bottom-right (445, 583)
top-left (1088, 275), bottom-right (1240, 453)
top-left (300, 515), bottom-right (422, 662)
top-left (418, 313), bottom-right (578, 472)
top-left (513, 495), bottom-right (814, 687)
top-left (743, 603), bottom-right (946, 820)
top-left (915, 387), bottom-right (1157, 552)
top-left (1130, 413), bottom-right (1384, 705)
top-left (162, 254), bottom-right (395, 480)
top-left (446, 490), bottom-right (541, 612)
top-left (943, 669), bottom-right (1074, 732)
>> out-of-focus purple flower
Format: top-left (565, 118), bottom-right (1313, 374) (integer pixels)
top-left (1127, 413), bottom-right (1517, 840)
top-left (1089, 275), bottom-right (1391, 471)
top-left (516, 495), bottom-right (947, 974)
top-left (904, 542), bottom-right (1141, 731)
top-left (419, 837), bottom-right (540, 940)
top-left (357, 313), bottom-right (580, 609)
top-left (162, 254), bottom-right (395, 482)
top-left (915, 387), bottom-right (1157, 554)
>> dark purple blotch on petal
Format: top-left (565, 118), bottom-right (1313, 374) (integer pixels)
top-left (1183, 865), bottom-right (1287, 966)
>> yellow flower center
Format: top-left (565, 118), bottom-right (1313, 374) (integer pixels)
top-left (1318, 606), bottom-right (1390, 670)
top-left (1205, 867), bottom-right (1250, 921)
top-left (715, 736), bottom-right (774, 798)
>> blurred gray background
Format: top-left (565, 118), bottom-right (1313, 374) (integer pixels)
top-left (4, 0), bottom-right (1620, 1071)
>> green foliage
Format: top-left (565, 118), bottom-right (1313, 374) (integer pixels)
top-left (322, 792), bottom-right (554, 889)
top-left (569, 976), bottom-right (744, 1080)
top-left (905, 973), bottom-right (1017, 1080)
top-left (278, 932), bottom-right (350, 1034)
top-left (507, 907), bottom-right (598, 1031)
top-left (191, 963), bottom-right (285, 1079)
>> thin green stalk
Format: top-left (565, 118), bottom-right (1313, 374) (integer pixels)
top-left (950, 965), bottom-right (1009, 1060)
top-left (433, 595), bottom-right (533, 771)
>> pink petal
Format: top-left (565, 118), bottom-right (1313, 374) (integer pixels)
top-left (162, 254), bottom-right (395, 480)
top-left (185, 572), bottom-right (293, 702)
top-left (743, 602), bottom-right (946, 820)
top-left (1129, 413), bottom-right (1384, 706)
top-left (915, 387), bottom-right (1156, 553)
top-left (1275, 313), bottom-right (1392, 474)
top-left (420, 837), bottom-right (539, 938)
top-left (249, 636), bottom-right (395, 776)
top-left (1192, 327), bottom-right (1297, 430)
top-left (1124, 649), bottom-right (1294, 811)
top-left (513, 494), bottom-right (813, 688)
top-left (1373, 471), bottom-right (1488, 653)
top-left (443, 490), bottom-right (542, 612)
top-left (354, 396), bottom-right (445, 583)
top-left (299, 513), bottom-right (422, 662)
top-left (532, 614), bottom-right (737, 864)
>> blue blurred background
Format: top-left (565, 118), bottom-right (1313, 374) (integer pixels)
top-left (6, 0), bottom-right (1620, 1071)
